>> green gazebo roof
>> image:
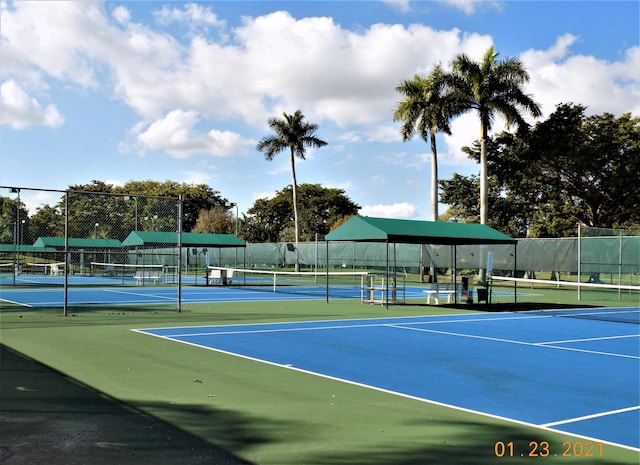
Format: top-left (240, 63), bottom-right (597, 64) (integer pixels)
top-left (325, 216), bottom-right (515, 245)
top-left (32, 237), bottom-right (122, 249)
top-left (121, 231), bottom-right (245, 248)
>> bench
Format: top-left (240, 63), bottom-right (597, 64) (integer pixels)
top-left (135, 270), bottom-right (163, 285)
top-left (422, 283), bottom-right (459, 305)
top-left (206, 268), bottom-right (234, 285)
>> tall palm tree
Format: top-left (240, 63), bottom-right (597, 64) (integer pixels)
top-left (257, 110), bottom-right (327, 270)
top-left (393, 64), bottom-right (453, 221)
top-left (446, 46), bottom-right (542, 226)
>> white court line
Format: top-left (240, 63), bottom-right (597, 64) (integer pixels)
top-left (540, 334), bottom-right (640, 345)
top-left (149, 314), bottom-right (556, 338)
top-left (104, 288), bottom-right (177, 301)
top-left (387, 324), bottom-right (640, 360)
top-left (0, 297), bottom-right (33, 307)
top-left (159, 322), bottom-right (401, 338)
top-left (542, 406), bottom-right (640, 428)
top-left (133, 328), bottom-right (640, 453)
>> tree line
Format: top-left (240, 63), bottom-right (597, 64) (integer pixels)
top-left (0, 180), bottom-right (359, 245)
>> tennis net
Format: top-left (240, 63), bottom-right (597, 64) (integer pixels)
top-left (491, 275), bottom-right (640, 324)
top-left (205, 266), bottom-right (370, 298)
top-left (90, 262), bottom-right (167, 285)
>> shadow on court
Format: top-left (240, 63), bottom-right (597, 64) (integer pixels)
top-left (306, 419), bottom-right (634, 465)
top-left (0, 344), bottom-right (262, 465)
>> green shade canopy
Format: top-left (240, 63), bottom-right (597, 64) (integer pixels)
top-left (32, 237), bottom-right (122, 249)
top-left (0, 244), bottom-right (56, 252)
top-left (121, 231), bottom-right (245, 248)
top-left (325, 216), bottom-right (516, 245)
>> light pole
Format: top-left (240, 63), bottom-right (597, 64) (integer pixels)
top-left (225, 201), bottom-right (239, 266)
top-left (11, 188), bottom-right (20, 247)
top-left (94, 222), bottom-right (99, 238)
top-left (124, 196), bottom-right (138, 231)
top-left (225, 202), bottom-right (239, 236)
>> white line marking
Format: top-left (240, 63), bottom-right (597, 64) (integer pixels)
top-left (0, 297), bottom-right (33, 307)
top-left (133, 328), bottom-right (640, 453)
top-left (540, 334), bottom-right (639, 345)
top-left (542, 406), bottom-right (640, 427)
top-left (387, 324), bottom-right (640, 359)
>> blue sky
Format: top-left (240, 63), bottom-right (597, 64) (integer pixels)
top-left (1, 0), bottom-right (639, 220)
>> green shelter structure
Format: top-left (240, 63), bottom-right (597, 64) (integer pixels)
top-left (33, 237), bottom-right (123, 250)
top-left (31, 237), bottom-right (124, 276)
top-left (325, 216), bottom-right (517, 305)
top-left (121, 231), bottom-right (245, 249)
top-left (121, 231), bottom-right (246, 283)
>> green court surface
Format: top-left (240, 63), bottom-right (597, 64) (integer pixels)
top-left (1, 293), bottom-right (638, 464)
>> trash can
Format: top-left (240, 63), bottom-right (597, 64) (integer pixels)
top-left (477, 287), bottom-right (488, 304)
top-left (461, 276), bottom-right (474, 304)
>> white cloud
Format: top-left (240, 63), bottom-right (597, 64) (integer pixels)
top-left (359, 202), bottom-right (418, 218)
top-left (523, 37), bottom-right (640, 117)
top-left (135, 109), bottom-right (250, 158)
top-left (2, 1), bottom-right (637, 159)
top-left (154, 3), bottom-right (225, 28)
top-left (181, 169), bottom-right (215, 185)
top-left (0, 1), bottom-right (110, 88)
top-left (112, 6), bottom-right (131, 25)
top-left (382, 0), bottom-right (411, 13)
top-left (443, 0), bottom-right (503, 15)
top-left (0, 80), bottom-right (64, 129)
top-left (253, 191), bottom-right (276, 201)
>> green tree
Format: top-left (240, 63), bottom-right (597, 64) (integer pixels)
top-left (528, 104), bottom-right (640, 229)
top-left (119, 180), bottom-right (227, 232)
top-left (192, 206), bottom-right (236, 234)
top-left (446, 46), bottom-right (541, 226)
top-left (28, 204), bottom-right (65, 241)
top-left (245, 184), bottom-right (360, 243)
top-left (0, 195), bottom-right (29, 244)
top-left (393, 65), bottom-right (455, 221)
top-left (440, 104), bottom-right (640, 237)
top-left (257, 110), bottom-right (328, 269)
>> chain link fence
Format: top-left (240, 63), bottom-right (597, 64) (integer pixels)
top-left (0, 186), bottom-right (181, 314)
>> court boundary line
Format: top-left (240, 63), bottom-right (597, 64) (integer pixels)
top-left (542, 406), bottom-right (640, 428)
top-left (133, 327), bottom-right (640, 453)
top-left (0, 297), bottom-right (33, 308)
top-left (388, 324), bottom-right (640, 360)
top-left (539, 334), bottom-right (640, 345)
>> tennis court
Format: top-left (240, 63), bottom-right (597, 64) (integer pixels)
top-left (0, 280), bottom-right (433, 307)
top-left (136, 310), bottom-right (640, 452)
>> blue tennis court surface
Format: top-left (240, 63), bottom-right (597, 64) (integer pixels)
top-left (136, 312), bottom-right (640, 451)
top-left (1, 281), bottom-right (521, 307)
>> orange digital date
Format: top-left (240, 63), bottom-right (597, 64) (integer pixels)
top-left (494, 440), bottom-right (604, 458)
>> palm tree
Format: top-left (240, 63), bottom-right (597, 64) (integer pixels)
top-left (257, 110), bottom-right (328, 270)
top-left (393, 64), bottom-right (454, 221)
top-left (446, 46), bottom-right (542, 226)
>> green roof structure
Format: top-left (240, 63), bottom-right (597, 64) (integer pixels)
top-left (121, 231), bottom-right (245, 248)
top-left (32, 237), bottom-right (122, 249)
top-left (325, 216), bottom-right (516, 306)
top-left (325, 216), bottom-right (516, 245)
top-left (0, 244), bottom-right (56, 252)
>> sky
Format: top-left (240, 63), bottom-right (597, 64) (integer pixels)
top-left (1, 0), bottom-right (639, 220)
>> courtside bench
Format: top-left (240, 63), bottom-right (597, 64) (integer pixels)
top-left (422, 283), bottom-right (459, 305)
top-left (135, 270), bottom-right (164, 285)
top-left (206, 268), bottom-right (234, 285)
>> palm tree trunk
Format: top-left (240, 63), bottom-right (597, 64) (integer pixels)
top-left (479, 137), bottom-right (488, 225)
top-left (290, 147), bottom-right (300, 272)
top-left (478, 121), bottom-right (488, 285)
top-left (429, 130), bottom-right (439, 284)
top-left (430, 131), bottom-right (439, 221)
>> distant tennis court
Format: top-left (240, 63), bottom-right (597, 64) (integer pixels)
top-left (136, 311), bottom-right (640, 451)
